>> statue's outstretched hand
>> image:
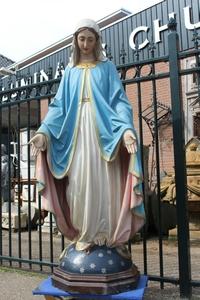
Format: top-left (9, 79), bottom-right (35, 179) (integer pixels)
top-left (123, 129), bottom-right (137, 154)
top-left (29, 133), bottom-right (47, 157)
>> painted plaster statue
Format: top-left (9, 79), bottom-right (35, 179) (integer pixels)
top-left (30, 19), bottom-right (145, 254)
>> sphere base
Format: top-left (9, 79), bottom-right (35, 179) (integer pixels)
top-left (52, 244), bottom-right (140, 295)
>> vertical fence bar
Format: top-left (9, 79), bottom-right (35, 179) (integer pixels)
top-left (168, 18), bottom-right (191, 298)
top-left (150, 56), bottom-right (164, 289)
top-left (38, 193), bottom-right (43, 272)
top-left (27, 100), bottom-right (32, 269)
top-left (17, 102), bottom-right (22, 268)
top-left (8, 99), bottom-right (12, 266)
top-left (134, 48), bottom-right (148, 276)
top-left (136, 80), bottom-right (148, 275)
top-left (0, 98), bottom-right (2, 264)
top-left (49, 212), bottom-right (54, 273)
top-left (61, 235), bottom-right (65, 253)
top-left (192, 28), bottom-right (200, 99)
top-left (36, 94), bottom-right (43, 272)
top-left (16, 77), bottom-right (22, 268)
top-left (47, 96), bottom-right (54, 272)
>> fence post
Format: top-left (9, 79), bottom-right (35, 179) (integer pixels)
top-left (168, 18), bottom-right (191, 298)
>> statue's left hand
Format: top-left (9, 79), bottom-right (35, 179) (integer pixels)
top-left (123, 129), bottom-right (137, 154)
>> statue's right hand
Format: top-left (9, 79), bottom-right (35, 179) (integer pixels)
top-left (29, 133), bottom-right (47, 157)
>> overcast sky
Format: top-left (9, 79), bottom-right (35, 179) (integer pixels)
top-left (1, 0), bottom-right (163, 62)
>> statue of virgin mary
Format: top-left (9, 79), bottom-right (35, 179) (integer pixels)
top-left (31, 18), bottom-right (145, 254)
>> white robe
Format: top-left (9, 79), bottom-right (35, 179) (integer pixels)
top-left (66, 69), bottom-right (122, 250)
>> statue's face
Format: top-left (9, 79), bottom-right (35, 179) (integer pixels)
top-left (77, 29), bottom-right (97, 56)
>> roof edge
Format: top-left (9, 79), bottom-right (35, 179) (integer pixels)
top-left (8, 8), bottom-right (131, 71)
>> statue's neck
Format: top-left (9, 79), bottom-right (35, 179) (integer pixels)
top-left (79, 53), bottom-right (95, 63)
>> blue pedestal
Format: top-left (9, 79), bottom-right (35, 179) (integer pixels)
top-left (33, 275), bottom-right (148, 299)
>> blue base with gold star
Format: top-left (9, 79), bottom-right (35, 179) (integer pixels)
top-left (52, 244), bottom-right (140, 295)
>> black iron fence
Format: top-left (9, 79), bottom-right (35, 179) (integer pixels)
top-left (0, 20), bottom-right (200, 298)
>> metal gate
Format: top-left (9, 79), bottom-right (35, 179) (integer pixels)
top-left (0, 19), bottom-right (200, 298)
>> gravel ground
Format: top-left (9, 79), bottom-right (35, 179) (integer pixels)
top-left (0, 267), bottom-right (45, 300)
top-left (0, 266), bottom-right (200, 300)
top-left (0, 230), bottom-right (200, 299)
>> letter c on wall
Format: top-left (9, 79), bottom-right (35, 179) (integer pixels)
top-left (129, 26), bottom-right (149, 50)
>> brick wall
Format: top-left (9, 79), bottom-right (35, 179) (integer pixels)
top-left (126, 62), bottom-right (175, 179)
